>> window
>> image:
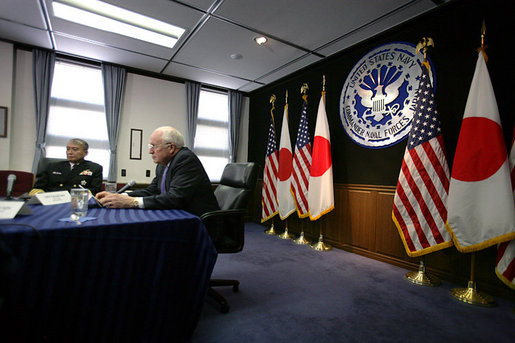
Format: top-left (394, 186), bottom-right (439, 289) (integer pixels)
top-left (46, 60), bottom-right (110, 178)
top-left (194, 89), bottom-right (229, 182)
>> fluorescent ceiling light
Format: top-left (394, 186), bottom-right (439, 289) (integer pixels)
top-left (52, 0), bottom-right (185, 48)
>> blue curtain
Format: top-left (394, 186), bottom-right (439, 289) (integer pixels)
top-left (102, 63), bottom-right (126, 182)
top-left (31, 49), bottom-right (56, 174)
top-left (228, 90), bottom-right (243, 162)
top-left (185, 81), bottom-right (200, 149)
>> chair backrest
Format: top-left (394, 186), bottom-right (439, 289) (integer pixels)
top-left (214, 162), bottom-right (259, 211)
top-left (0, 170), bottom-right (35, 197)
top-left (36, 157), bottom-right (67, 178)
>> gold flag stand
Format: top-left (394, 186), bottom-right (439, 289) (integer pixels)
top-left (311, 234), bottom-right (331, 251)
top-left (293, 220), bottom-right (310, 245)
top-left (278, 219), bottom-right (294, 240)
top-left (405, 260), bottom-right (440, 286)
top-left (264, 222), bottom-right (277, 235)
top-left (311, 220), bottom-right (331, 251)
top-left (450, 253), bottom-right (496, 307)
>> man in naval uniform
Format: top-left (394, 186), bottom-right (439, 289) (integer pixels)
top-left (29, 138), bottom-right (103, 195)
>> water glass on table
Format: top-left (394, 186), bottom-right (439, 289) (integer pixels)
top-left (70, 188), bottom-right (89, 222)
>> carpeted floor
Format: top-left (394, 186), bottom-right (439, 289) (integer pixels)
top-left (192, 222), bottom-right (514, 343)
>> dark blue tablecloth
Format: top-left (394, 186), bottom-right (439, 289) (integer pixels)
top-left (0, 203), bottom-right (217, 342)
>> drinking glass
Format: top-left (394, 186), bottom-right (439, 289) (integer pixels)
top-left (70, 188), bottom-right (89, 218)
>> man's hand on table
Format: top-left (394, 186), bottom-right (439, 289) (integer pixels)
top-left (96, 191), bottom-right (138, 208)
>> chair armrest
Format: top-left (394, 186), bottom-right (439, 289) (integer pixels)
top-left (200, 208), bottom-right (246, 221)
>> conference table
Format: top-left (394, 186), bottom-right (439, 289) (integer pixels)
top-left (0, 201), bottom-right (217, 342)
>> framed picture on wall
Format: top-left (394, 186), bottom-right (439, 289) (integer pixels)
top-left (0, 106), bottom-right (7, 137)
top-left (130, 128), bottom-right (142, 160)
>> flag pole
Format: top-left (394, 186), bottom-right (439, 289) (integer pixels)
top-left (449, 23), bottom-right (495, 306)
top-left (311, 75), bottom-right (332, 251)
top-left (405, 38), bottom-right (440, 286)
top-left (450, 252), bottom-right (495, 306)
top-left (293, 83), bottom-right (311, 245)
top-left (277, 90), bottom-right (294, 240)
top-left (264, 94), bottom-right (278, 235)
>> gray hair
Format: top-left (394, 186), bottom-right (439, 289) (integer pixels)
top-left (158, 126), bottom-right (185, 148)
top-left (69, 138), bottom-right (89, 151)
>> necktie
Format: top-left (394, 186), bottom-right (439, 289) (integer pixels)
top-left (160, 165), bottom-right (169, 194)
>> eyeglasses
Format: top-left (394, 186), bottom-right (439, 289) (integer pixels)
top-left (148, 143), bottom-right (172, 150)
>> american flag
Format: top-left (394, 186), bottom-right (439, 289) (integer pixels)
top-left (261, 111), bottom-right (279, 222)
top-left (392, 65), bottom-right (453, 257)
top-left (292, 95), bottom-right (312, 217)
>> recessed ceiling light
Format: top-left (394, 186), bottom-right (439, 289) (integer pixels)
top-left (254, 36), bottom-right (268, 45)
top-left (52, 0), bottom-right (185, 48)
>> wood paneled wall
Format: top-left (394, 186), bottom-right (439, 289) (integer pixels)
top-left (248, 181), bottom-right (514, 301)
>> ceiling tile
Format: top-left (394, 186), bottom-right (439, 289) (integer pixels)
top-left (215, 0), bottom-right (415, 51)
top-left (256, 53), bottom-right (323, 85)
top-left (238, 81), bottom-right (266, 93)
top-left (163, 61), bottom-right (251, 90)
top-left (316, 0), bottom-right (437, 56)
top-left (1, 0), bottom-right (47, 29)
top-left (0, 20), bottom-right (53, 49)
top-left (173, 17), bottom-right (307, 81)
top-left (55, 34), bottom-right (169, 73)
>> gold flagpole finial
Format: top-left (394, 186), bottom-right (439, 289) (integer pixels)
top-left (322, 75), bottom-right (326, 92)
top-left (480, 20), bottom-right (486, 47)
top-left (285, 90), bottom-right (289, 104)
top-left (269, 94), bottom-right (276, 108)
top-left (300, 83), bottom-right (308, 101)
top-left (415, 37), bottom-right (434, 71)
top-left (478, 20), bottom-right (488, 62)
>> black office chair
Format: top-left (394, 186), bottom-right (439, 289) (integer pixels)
top-left (36, 157), bottom-right (67, 178)
top-left (200, 162), bottom-right (259, 313)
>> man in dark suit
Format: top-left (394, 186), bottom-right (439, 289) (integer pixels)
top-left (96, 126), bottom-right (219, 216)
top-left (29, 138), bottom-right (103, 195)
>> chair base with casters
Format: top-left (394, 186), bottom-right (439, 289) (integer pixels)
top-left (208, 280), bottom-right (239, 313)
top-left (200, 162), bottom-right (258, 313)
top-left (200, 207), bottom-right (246, 313)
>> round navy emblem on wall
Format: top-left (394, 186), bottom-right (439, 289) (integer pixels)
top-left (339, 42), bottom-right (434, 148)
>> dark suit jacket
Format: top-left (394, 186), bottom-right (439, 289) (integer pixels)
top-left (33, 160), bottom-right (103, 195)
top-left (129, 147), bottom-right (219, 216)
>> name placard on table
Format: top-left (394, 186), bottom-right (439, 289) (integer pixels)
top-left (35, 191), bottom-right (71, 206)
top-left (0, 201), bottom-right (26, 219)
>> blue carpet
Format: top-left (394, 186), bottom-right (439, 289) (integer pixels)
top-left (192, 222), bottom-right (514, 343)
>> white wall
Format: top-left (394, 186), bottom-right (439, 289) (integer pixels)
top-left (0, 46), bottom-right (249, 183)
top-left (0, 41), bottom-right (14, 169)
top-left (11, 49), bottom-right (36, 171)
top-left (117, 73), bottom-right (188, 184)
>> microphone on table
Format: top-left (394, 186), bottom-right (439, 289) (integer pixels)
top-left (117, 180), bottom-right (136, 194)
top-left (6, 174), bottom-right (16, 200)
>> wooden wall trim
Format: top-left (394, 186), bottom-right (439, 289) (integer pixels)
top-left (249, 181), bottom-right (514, 301)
